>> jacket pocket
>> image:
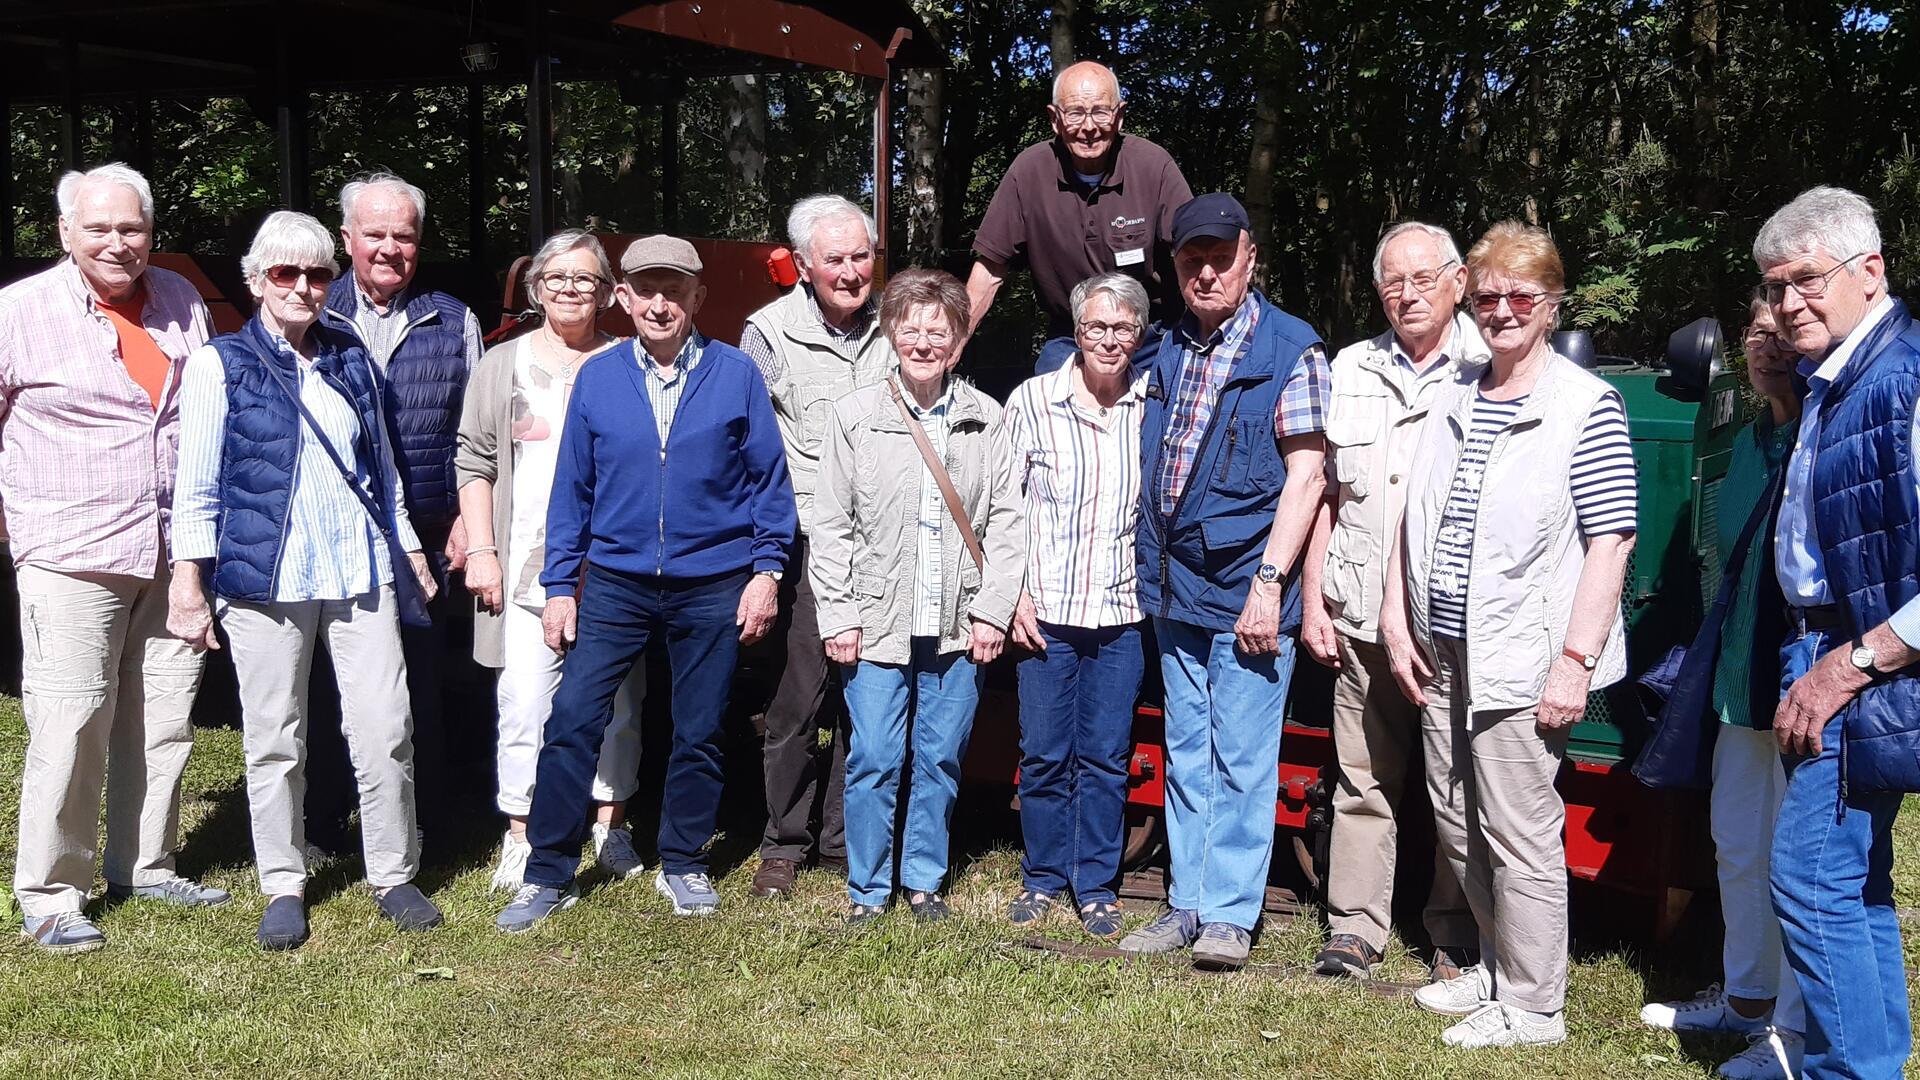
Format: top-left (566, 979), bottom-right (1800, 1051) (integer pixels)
top-left (1325, 413), bottom-right (1381, 499)
top-left (853, 571), bottom-right (887, 599)
top-left (797, 383), bottom-right (839, 446)
top-left (1211, 417), bottom-right (1280, 498)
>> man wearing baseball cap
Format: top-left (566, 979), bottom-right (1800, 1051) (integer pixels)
top-left (497, 234), bottom-right (797, 931)
top-left (1119, 193), bottom-right (1329, 970)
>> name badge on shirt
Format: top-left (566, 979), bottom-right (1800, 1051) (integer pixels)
top-left (1113, 247), bottom-right (1146, 267)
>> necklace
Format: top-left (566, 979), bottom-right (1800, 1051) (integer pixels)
top-left (535, 327), bottom-right (603, 379)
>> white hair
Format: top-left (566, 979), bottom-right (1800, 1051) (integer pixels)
top-left (1052, 62), bottom-right (1122, 106)
top-left (1753, 185), bottom-right (1881, 269)
top-left (57, 162), bottom-right (154, 226)
top-left (524, 229), bottom-right (615, 309)
top-left (340, 171), bottom-right (427, 233)
top-left (786, 195), bottom-right (877, 268)
top-left (1371, 221), bottom-right (1462, 284)
top-left (1070, 272), bottom-right (1150, 328)
top-left (240, 211), bottom-right (339, 285)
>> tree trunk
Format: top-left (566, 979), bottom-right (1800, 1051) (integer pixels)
top-left (1050, 0), bottom-right (1076, 74)
top-left (1686, 0), bottom-right (1723, 210)
top-left (723, 74), bottom-right (769, 237)
top-left (903, 67), bottom-right (945, 265)
top-left (1243, 0), bottom-right (1288, 294)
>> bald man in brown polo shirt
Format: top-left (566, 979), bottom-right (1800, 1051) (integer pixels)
top-left (966, 60), bottom-right (1192, 376)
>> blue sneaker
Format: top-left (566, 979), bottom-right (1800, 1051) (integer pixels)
top-left (21, 911), bottom-right (106, 954)
top-left (1116, 906), bottom-right (1200, 955)
top-left (1191, 921), bottom-right (1253, 971)
top-left (496, 884), bottom-right (578, 934)
top-left (654, 870), bottom-right (719, 916)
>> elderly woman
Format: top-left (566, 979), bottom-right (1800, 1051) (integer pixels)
top-left (1637, 294), bottom-right (1805, 1080)
top-left (1000, 272), bottom-right (1149, 939)
top-left (166, 211), bottom-right (443, 950)
top-left (1380, 221), bottom-right (1637, 1048)
top-left (455, 230), bottom-right (646, 892)
top-left (811, 268), bottom-right (1025, 923)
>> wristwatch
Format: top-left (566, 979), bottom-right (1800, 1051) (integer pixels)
top-left (760, 570), bottom-right (784, 582)
top-left (1561, 646), bottom-right (1598, 671)
top-left (1255, 562), bottom-right (1282, 584)
top-left (1849, 640), bottom-right (1887, 679)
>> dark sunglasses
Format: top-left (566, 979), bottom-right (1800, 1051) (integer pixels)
top-left (1470, 289), bottom-right (1550, 317)
top-left (265, 264), bottom-right (336, 287)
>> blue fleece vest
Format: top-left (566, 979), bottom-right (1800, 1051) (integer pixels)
top-left (209, 318), bottom-right (390, 602)
top-left (1810, 298), bottom-right (1920, 793)
top-left (324, 276), bottom-right (469, 531)
top-left (1136, 292), bottom-right (1321, 633)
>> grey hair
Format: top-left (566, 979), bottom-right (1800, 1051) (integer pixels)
top-left (524, 229), bottom-right (615, 309)
top-left (1069, 272), bottom-right (1149, 330)
top-left (1052, 61), bottom-right (1122, 106)
top-left (57, 162), bottom-right (154, 226)
top-left (1753, 186), bottom-right (1880, 270)
top-left (1371, 221), bottom-right (1461, 284)
top-left (340, 171), bottom-right (427, 233)
top-left (786, 195), bottom-right (877, 268)
top-left (240, 211), bottom-right (339, 286)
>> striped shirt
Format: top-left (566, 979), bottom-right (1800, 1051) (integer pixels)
top-left (1428, 392), bottom-right (1636, 638)
top-left (1003, 360), bottom-right (1147, 628)
top-left (346, 282), bottom-right (484, 374)
top-left (638, 333), bottom-right (706, 450)
top-left (902, 382), bottom-right (956, 637)
top-left (173, 335), bottom-right (420, 602)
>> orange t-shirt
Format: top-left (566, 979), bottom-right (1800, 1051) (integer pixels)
top-left (99, 290), bottom-right (172, 409)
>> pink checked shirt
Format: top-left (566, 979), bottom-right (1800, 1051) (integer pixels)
top-left (0, 259), bottom-right (211, 577)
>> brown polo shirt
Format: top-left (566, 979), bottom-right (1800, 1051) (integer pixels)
top-left (972, 134), bottom-right (1192, 339)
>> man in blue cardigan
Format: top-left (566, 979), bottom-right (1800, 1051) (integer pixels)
top-left (497, 235), bottom-right (796, 931)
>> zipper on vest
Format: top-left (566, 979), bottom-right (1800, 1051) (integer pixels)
top-left (1217, 422), bottom-right (1238, 483)
top-left (657, 441), bottom-right (668, 578)
top-left (1157, 401), bottom-right (1235, 620)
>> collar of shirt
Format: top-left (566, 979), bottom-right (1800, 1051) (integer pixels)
top-left (804, 285), bottom-right (875, 342)
top-left (356, 279), bottom-right (412, 317)
top-left (1047, 355), bottom-right (1149, 409)
top-left (1176, 293), bottom-right (1260, 354)
top-left (1801, 295), bottom-right (1896, 388)
top-left (58, 257), bottom-right (145, 318)
top-left (1051, 137), bottom-right (1125, 194)
top-left (903, 378), bottom-right (956, 420)
top-left (639, 332), bottom-right (705, 382)
top-left (1389, 326), bottom-right (1456, 374)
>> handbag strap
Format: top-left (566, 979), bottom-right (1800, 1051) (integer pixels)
top-left (1717, 450), bottom-right (1787, 595)
top-left (888, 377), bottom-right (985, 571)
top-left (256, 348), bottom-right (400, 547)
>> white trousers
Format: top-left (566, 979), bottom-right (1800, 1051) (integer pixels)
top-left (1711, 723), bottom-right (1804, 1033)
top-left (495, 601), bottom-right (643, 816)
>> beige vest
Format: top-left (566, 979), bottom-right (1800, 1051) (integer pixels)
top-left (1402, 352), bottom-right (1629, 710)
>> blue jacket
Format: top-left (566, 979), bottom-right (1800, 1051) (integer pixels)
top-left (1136, 292), bottom-right (1321, 632)
top-left (542, 337), bottom-right (796, 592)
top-left (1811, 297), bottom-right (1920, 794)
top-left (209, 317), bottom-right (391, 602)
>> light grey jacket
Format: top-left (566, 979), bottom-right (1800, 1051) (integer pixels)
top-left (809, 377), bottom-right (1025, 665)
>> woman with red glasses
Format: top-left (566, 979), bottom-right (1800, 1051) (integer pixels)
top-left (166, 211), bottom-right (444, 951)
top-left (1379, 221), bottom-right (1638, 1049)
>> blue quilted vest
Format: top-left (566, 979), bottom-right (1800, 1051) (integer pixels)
top-left (1810, 297), bottom-right (1920, 794)
top-left (324, 275), bottom-right (470, 531)
top-left (1136, 291), bottom-right (1321, 633)
top-left (208, 317), bottom-right (390, 602)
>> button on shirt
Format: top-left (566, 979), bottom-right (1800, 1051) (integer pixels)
top-left (905, 382), bottom-right (955, 637)
top-left (638, 333), bottom-right (705, 449)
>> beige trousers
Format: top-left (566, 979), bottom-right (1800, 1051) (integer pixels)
top-left (12, 560), bottom-right (205, 917)
top-left (1325, 635), bottom-right (1475, 952)
top-left (1422, 635), bottom-right (1570, 1014)
top-left (218, 586), bottom-right (418, 895)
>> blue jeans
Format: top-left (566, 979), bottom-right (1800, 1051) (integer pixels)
top-left (1153, 616), bottom-right (1297, 930)
top-left (841, 637), bottom-right (982, 907)
top-left (1771, 629), bottom-right (1909, 1080)
top-left (1033, 335), bottom-right (1076, 377)
top-left (525, 564), bottom-right (746, 886)
top-left (1016, 622), bottom-right (1145, 905)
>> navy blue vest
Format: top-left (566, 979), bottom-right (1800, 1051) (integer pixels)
top-left (1810, 298), bottom-right (1920, 793)
top-left (1136, 292), bottom-right (1321, 633)
top-left (209, 318), bottom-right (390, 602)
top-left (324, 275), bottom-right (470, 532)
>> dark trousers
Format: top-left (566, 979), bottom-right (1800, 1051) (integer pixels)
top-left (525, 563), bottom-right (746, 886)
top-left (1014, 621), bottom-right (1144, 905)
top-left (759, 543), bottom-right (848, 862)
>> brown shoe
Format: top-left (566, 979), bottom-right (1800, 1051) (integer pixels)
top-left (1429, 944), bottom-right (1480, 984)
top-left (751, 856), bottom-right (800, 898)
top-left (816, 854), bottom-right (849, 876)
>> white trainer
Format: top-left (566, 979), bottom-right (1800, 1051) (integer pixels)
top-left (1640, 983), bottom-right (1770, 1034)
top-left (490, 831), bottom-right (531, 892)
top-left (1441, 1002), bottom-right (1567, 1049)
top-left (1414, 964), bottom-right (1494, 1016)
top-left (592, 822), bottom-right (647, 881)
top-left (1717, 1027), bottom-right (1804, 1080)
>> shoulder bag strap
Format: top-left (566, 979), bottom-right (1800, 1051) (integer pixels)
top-left (889, 377), bottom-right (985, 572)
top-left (256, 352), bottom-right (398, 545)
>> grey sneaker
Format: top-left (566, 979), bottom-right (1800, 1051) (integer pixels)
top-left (1191, 921), bottom-right (1253, 971)
top-left (1116, 906), bottom-right (1200, 954)
top-left (1413, 964), bottom-right (1494, 1016)
top-left (591, 822), bottom-right (647, 881)
top-left (655, 870), bottom-right (719, 916)
top-left (1441, 1002), bottom-right (1567, 1048)
top-left (107, 874), bottom-right (231, 907)
top-left (495, 884), bottom-right (579, 934)
top-left (21, 911), bottom-right (106, 954)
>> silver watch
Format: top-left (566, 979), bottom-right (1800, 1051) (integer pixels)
top-left (1255, 562), bottom-right (1282, 584)
top-left (760, 570), bottom-right (784, 582)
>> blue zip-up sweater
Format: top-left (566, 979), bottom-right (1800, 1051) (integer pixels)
top-left (542, 337), bottom-right (796, 593)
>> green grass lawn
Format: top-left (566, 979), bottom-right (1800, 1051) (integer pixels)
top-left (0, 697), bottom-right (1914, 1079)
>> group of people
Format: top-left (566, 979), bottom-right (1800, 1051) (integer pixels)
top-left (0, 57), bottom-right (1912, 1080)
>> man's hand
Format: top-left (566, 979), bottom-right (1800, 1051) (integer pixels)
top-left (737, 573), bottom-right (780, 645)
top-left (407, 551), bottom-right (439, 602)
top-left (465, 550), bottom-right (504, 615)
top-left (824, 628), bottom-right (862, 666)
top-left (542, 595), bottom-right (578, 655)
top-left (1776, 647), bottom-right (1871, 756)
top-left (1011, 590), bottom-right (1047, 652)
top-left (969, 620), bottom-right (1007, 664)
top-left (1380, 611), bottom-right (1432, 707)
top-left (166, 565), bottom-right (220, 653)
top-left (1234, 578), bottom-right (1285, 656)
top-left (1301, 598), bottom-right (1340, 669)
top-left (1538, 655), bottom-right (1594, 730)
top-left (445, 517), bottom-right (469, 572)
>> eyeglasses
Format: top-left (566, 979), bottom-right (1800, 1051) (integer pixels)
top-left (1378, 260), bottom-right (1458, 296)
top-left (539, 270), bottom-right (609, 294)
top-left (1077, 320), bottom-right (1141, 344)
top-left (1056, 106), bottom-right (1118, 126)
top-left (893, 328), bottom-right (954, 348)
top-left (1742, 326), bottom-right (1781, 347)
top-left (1758, 253), bottom-right (1864, 305)
top-left (265, 264), bottom-right (336, 288)
top-left (1470, 290), bottom-right (1552, 317)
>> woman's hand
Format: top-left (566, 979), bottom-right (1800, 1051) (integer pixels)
top-left (1538, 654), bottom-right (1593, 729)
top-left (465, 550), bottom-right (504, 615)
top-left (165, 563), bottom-right (220, 653)
top-left (969, 620), bottom-right (1006, 664)
top-left (407, 550), bottom-right (439, 602)
top-left (824, 628), bottom-right (862, 666)
top-left (1380, 609), bottom-right (1433, 707)
top-left (1011, 591), bottom-right (1046, 652)
top-left (542, 595), bottom-right (578, 655)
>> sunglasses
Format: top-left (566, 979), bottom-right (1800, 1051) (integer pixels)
top-left (1470, 289), bottom-right (1551, 317)
top-left (265, 264), bottom-right (336, 288)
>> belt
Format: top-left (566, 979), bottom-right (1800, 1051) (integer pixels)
top-left (1789, 604), bottom-right (1845, 632)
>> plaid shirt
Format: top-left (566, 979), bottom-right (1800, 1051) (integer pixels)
top-left (0, 260), bottom-right (211, 576)
top-left (638, 332), bottom-right (705, 449)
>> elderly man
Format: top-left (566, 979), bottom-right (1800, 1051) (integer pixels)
top-left (967, 60), bottom-right (1192, 376)
top-left (1, 163), bottom-right (228, 953)
top-left (307, 171), bottom-right (483, 859)
top-left (738, 194), bottom-right (895, 897)
top-left (1117, 193), bottom-right (1327, 971)
top-left (1756, 186), bottom-right (1918, 1080)
top-left (1301, 221), bottom-right (1484, 983)
top-left (496, 235), bottom-right (795, 931)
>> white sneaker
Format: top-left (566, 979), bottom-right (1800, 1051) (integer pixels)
top-left (1717, 1027), bottom-right (1804, 1080)
top-left (1414, 964), bottom-right (1494, 1016)
top-left (1441, 1002), bottom-right (1567, 1048)
top-left (1640, 983), bottom-right (1770, 1034)
top-left (490, 832), bottom-right (531, 892)
top-left (591, 822), bottom-right (646, 880)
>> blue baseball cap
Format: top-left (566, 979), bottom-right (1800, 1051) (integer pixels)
top-left (1171, 193), bottom-right (1250, 252)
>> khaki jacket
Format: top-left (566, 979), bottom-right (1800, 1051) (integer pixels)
top-left (809, 378), bottom-right (1025, 664)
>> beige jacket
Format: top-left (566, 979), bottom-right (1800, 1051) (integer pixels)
top-left (809, 377), bottom-right (1025, 664)
top-left (452, 334), bottom-right (528, 668)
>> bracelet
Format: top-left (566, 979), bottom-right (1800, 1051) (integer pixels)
top-left (465, 545), bottom-right (498, 558)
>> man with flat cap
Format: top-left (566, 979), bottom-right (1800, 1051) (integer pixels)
top-left (1117, 193), bottom-right (1328, 971)
top-left (496, 234), bottom-right (797, 931)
